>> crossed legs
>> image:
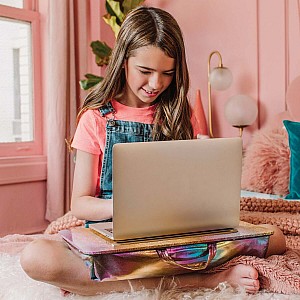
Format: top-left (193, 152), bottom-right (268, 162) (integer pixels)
top-left (20, 224), bottom-right (286, 296)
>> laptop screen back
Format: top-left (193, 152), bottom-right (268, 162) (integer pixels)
top-left (111, 137), bottom-right (242, 241)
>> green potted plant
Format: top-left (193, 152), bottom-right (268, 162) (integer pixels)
top-left (80, 0), bottom-right (145, 90)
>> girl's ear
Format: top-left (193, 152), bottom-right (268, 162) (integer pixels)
top-left (123, 58), bottom-right (128, 68)
top-left (123, 59), bottom-right (129, 72)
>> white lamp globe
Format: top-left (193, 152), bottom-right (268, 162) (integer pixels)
top-left (209, 67), bottom-right (233, 90)
top-left (224, 94), bottom-right (258, 127)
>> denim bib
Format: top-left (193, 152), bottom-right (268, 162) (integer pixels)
top-left (86, 101), bottom-right (153, 226)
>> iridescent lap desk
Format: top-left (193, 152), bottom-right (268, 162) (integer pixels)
top-left (59, 221), bottom-right (273, 255)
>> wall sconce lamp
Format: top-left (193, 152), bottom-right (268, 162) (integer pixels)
top-left (224, 94), bottom-right (258, 137)
top-left (208, 50), bottom-right (258, 137)
top-left (208, 51), bottom-right (233, 137)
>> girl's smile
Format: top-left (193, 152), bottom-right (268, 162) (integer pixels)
top-left (141, 88), bottom-right (159, 97)
top-left (120, 45), bottom-right (175, 108)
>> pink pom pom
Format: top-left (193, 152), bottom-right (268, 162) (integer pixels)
top-left (241, 127), bottom-right (290, 196)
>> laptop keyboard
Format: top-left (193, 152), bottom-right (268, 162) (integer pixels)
top-left (106, 228), bottom-right (113, 233)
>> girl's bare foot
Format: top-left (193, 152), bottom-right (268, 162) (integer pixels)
top-left (199, 264), bottom-right (260, 294)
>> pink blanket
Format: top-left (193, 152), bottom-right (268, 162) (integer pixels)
top-left (206, 249), bottom-right (300, 294)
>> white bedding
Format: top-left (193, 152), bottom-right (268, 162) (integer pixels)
top-left (241, 190), bottom-right (300, 201)
top-left (240, 190), bottom-right (281, 199)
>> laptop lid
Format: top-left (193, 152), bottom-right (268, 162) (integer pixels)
top-left (92, 137), bottom-right (242, 241)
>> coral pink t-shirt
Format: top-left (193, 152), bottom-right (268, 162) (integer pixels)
top-left (72, 99), bottom-right (156, 155)
top-left (71, 99), bottom-right (201, 194)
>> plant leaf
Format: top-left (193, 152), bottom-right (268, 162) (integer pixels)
top-left (105, 0), bottom-right (121, 18)
top-left (122, 0), bottom-right (145, 14)
top-left (79, 74), bottom-right (103, 90)
top-left (90, 41), bottom-right (112, 57)
top-left (80, 0), bottom-right (145, 90)
top-left (90, 41), bottom-right (112, 66)
top-left (106, 0), bottom-right (125, 23)
top-left (103, 14), bottom-right (121, 38)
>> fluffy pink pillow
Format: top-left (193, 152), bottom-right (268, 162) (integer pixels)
top-left (241, 127), bottom-right (290, 196)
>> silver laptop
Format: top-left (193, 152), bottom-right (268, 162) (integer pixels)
top-left (90, 137), bottom-right (242, 241)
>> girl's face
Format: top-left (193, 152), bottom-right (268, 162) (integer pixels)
top-left (121, 45), bottom-right (175, 108)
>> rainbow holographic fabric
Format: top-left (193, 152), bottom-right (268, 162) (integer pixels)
top-left (83, 236), bottom-right (269, 281)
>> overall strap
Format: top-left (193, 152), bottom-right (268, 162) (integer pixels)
top-left (99, 102), bottom-right (115, 117)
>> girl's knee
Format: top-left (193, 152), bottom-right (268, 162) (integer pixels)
top-left (261, 224), bottom-right (286, 256)
top-left (20, 239), bottom-right (62, 281)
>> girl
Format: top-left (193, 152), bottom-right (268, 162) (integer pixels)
top-left (20, 6), bottom-right (286, 295)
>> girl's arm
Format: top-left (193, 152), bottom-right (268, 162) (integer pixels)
top-left (70, 150), bottom-right (113, 221)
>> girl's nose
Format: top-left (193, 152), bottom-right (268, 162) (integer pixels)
top-left (149, 74), bottom-right (163, 90)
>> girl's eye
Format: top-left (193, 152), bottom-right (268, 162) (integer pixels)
top-left (140, 70), bottom-right (151, 75)
top-left (164, 73), bottom-right (174, 77)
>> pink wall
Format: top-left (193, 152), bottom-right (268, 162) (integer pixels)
top-left (0, 156), bottom-right (48, 237)
top-left (100, 0), bottom-right (300, 145)
top-left (0, 181), bottom-right (48, 236)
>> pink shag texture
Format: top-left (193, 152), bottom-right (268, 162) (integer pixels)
top-left (241, 127), bottom-right (290, 196)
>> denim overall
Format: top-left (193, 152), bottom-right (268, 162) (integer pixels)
top-left (85, 101), bottom-right (153, 226)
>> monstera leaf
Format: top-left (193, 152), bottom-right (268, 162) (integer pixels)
top-left (80, 0), bottom-right (144, 90)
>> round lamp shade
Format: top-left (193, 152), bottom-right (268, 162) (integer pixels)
top-left (209, 67), bottom-right (233, 90)
top-left (224, 94), bottom-right (258, 127)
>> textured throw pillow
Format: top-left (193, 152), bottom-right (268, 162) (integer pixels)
top-left (241, 127), bottom-right (290, 196)
top-left (283, 120), bottom-right (300, 199)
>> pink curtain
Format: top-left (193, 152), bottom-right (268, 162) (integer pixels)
top-left (39, 0), bottom-right (94, 221)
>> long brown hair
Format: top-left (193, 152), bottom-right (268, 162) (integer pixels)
top-left (79, 6), bottom-right (193, 140)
